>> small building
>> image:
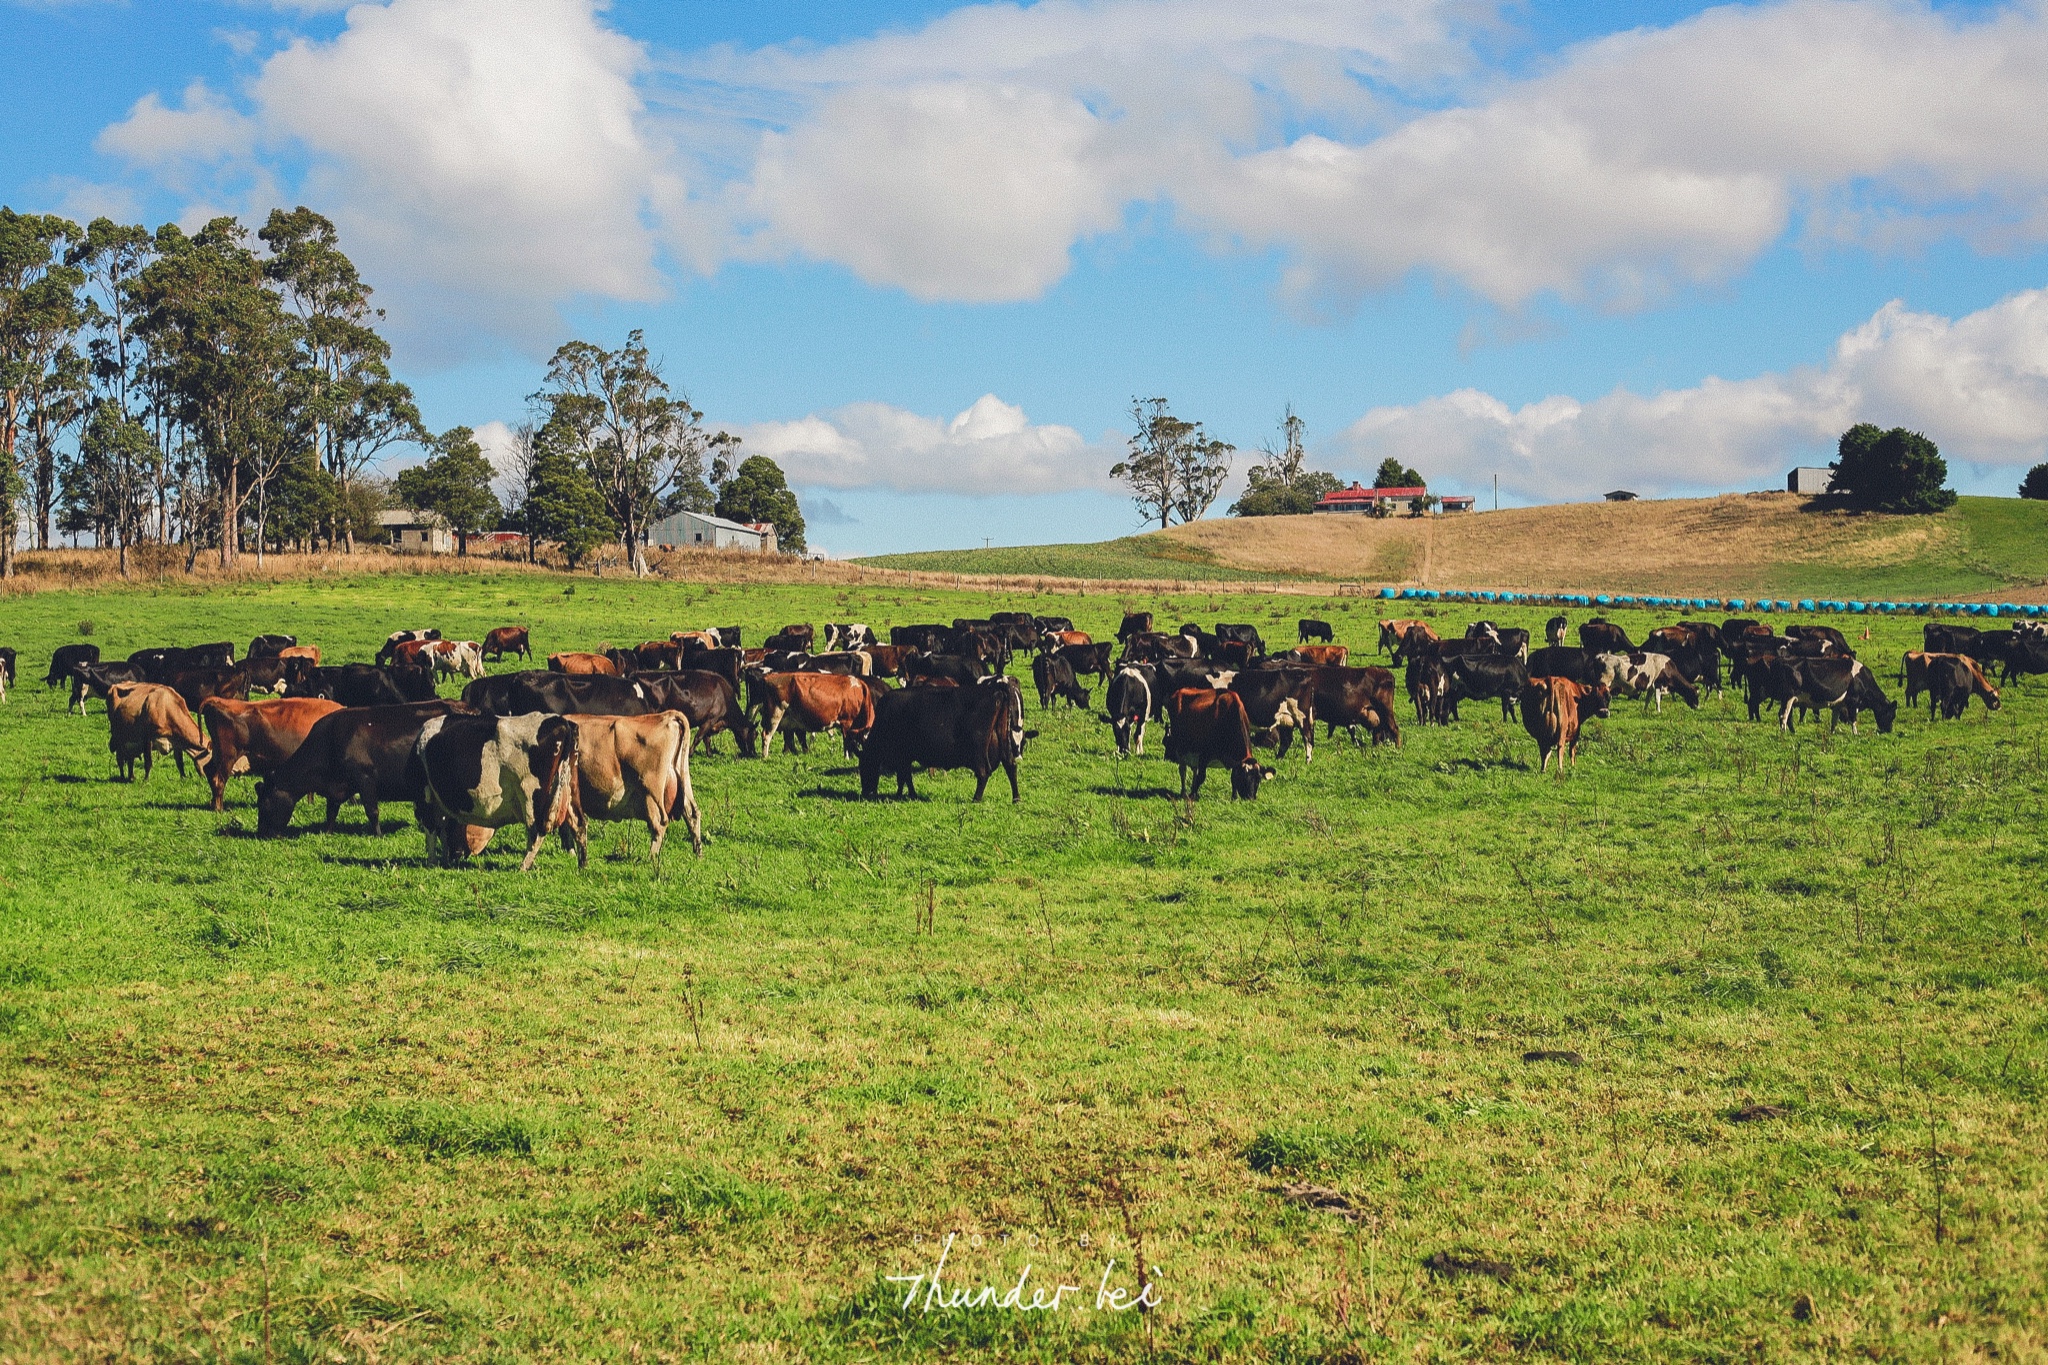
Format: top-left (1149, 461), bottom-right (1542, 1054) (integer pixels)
top-left (1314, 483), bottom-right (1432, 514)
top-left (646, 509), bottom-right (779, 554)
top-left (378, 509), bottom-right (454, 554)
top-left (1604, 489), bottom-right (1639, 502)
top-left (1438, 495), bottom-right (1476, 513)
top-left (1787, 466), bottom-right (1835, 495)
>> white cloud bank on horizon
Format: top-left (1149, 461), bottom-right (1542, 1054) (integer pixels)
top-left (82, 0), bottom-right (2048, 344)
top-left (737, 394), bottom-right (1113, 496)
top-left (1337, 287), bottom-right (2048, 503)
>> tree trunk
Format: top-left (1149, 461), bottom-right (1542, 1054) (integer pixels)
top-left (220, 461), bottom-right (239, 570)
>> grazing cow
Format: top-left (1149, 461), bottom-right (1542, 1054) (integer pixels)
top-left (1121, 631), bottom-right (1196, 665)
top-left (242, 657), bottom-right (302, 697)
top-left (1407, 653), bottom-right (1453, 725)
top-left (254, 700), bottom-right (470, 835)
top-left (2000, 632), bottom-right (2048, 685)
top-left (1924, 622), bottom-right (1980, 655)
top-left (860, 676), bottom-right (1028, 801)
top-left (767, 624), bottom-right (816, 652)
top-left (1032, 615), bottom-right (1075, 634)
top-left (549, 651), bottom-right (619, 677)
top-left (48, 643), bottom-right (101, 689)
top-left (481, 626), bottom-right (532, 662)
top-left (1596, 651), bottom-right (1700, 712)
top-left (0, 646), bottom-right (14, 688)
top-left (374, 629), bottom-right (439, 666)
top-left (1523, 647), bottom-right (1605, 688)
top-left (1579, 619), bottom-right (1634, 654)
top-left (988, 612), bottom-right (1040, 650)
top-left (1040, 630), bottom-right (1092, 653)
top-left (1298, 618), bottom-right (1335, 644)
top-left (1117, 612), bottom-right (1155, 643)
top-left (903, 653), bottom-right (987, 688)
top-left (1446, 654), bottom-right (1531, 722)
top-left (198, 696), bottom-right (344, 811)
top-left (389, 639), bottom-right (434, 670)
top-left (462, 671), bottom-right (655, 718)
top-left (1031, 651), bottom-right (1090, 710)
top-left (69, 660), bottom-right (146, 714)
top-left (414, 713), bottom-right (584, 870)
top-left (1675, 622), bottom-right (1727, 658)
top-left (165, 666), bottom-right (251, 713)
top-left (248, 634), bottom-right (297, 659)
top-left (679, 644), bottom-right (745, 695)
top-left (1228, 669), bottom-right (1317, 760)
top-left (106, 682), bottom-right (212, 781)
top-left (1106, 665), bottom-right (1155, 756)
top-left (562, 710), bottom-right (704, 860)
top-left (890, 624), bottom-right (952, 652)
top-left (630, 670), bottom-right (757, 756)
top-left (1286, 645), bottom-right (1348, 667)
top-left (1520, 676), bottom-right (1594, 774)
top-left (1927, 654), bottom-right (2000, 719)
top-left (824, 623), bottom-right (874, 651)
top-left (1398, 624), bottom-right (1446, 667)
top-left (1765, 658), bottom-right (1898, 734)
top-left (1545, 615), bottom-right (1569, 648)
top-left (947, 625), bottom-right (1012, 675)
top-left (299, 663), bottom-right (438, 707)
top-left (1309, 664), bottom-right (1400, 746)
top-left (1163, 688), bottom-right (1273, 799)
top-left (1215, 624), bottom-right (1266, 658)
top-left (429, 640), bottom-right (485, 681)
top-left (747, 672), bottom-right (876, 755)
top-left (1378, 619), bottom-right (1434, 662)
top-left (1644, 629), bottom-right (1722, 694)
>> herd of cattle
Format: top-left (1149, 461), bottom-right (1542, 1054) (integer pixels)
top-left (11, 601), bottom-right (2043, 869)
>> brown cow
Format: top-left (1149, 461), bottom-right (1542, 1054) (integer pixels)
top-left (278, 645), bottom-right (320, 665)
top-left (566, 711), bottom-right (704, 860)
top-left (634, 640), bottom-right (685, 671)
top-left (1043, 630), bottom-right (1092, 651)
top-left (748, 672), bottom-right (876, 756)
top-left (107, 682), bottom-right (211, 781)
top-left (670, 630), bottom-right (720, 652)
top-left (389, 638), bottom-right (433, 669)
top-left (166, 666), bottom-right (250, 713)
top-left (549, 652), bottom-right (620, 677)
top-left (198, 696), bottom-right (344, 811)
top-left (481, 626), bottom-right (531, 662)
top-left (863, 644), bottom-right (914, 678)
top-left (1378, 619), bottom-right (1434, 660)
top-left (1286, 644), bottom-right (1348, 667)
top-left (1163, 688), bottom-right (1272, 799)
top-left (1520, 676), bottom-right (1603, 774)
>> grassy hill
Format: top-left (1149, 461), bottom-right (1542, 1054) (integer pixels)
top-left (860, 494), bottom-right (2048, 599)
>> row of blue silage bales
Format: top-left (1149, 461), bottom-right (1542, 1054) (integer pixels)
top-left (1377, 586), bottom-right (2044, 619)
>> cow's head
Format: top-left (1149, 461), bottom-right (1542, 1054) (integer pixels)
top-left (1872, 695), bottom-right (1898, 733)
top-left (253, 780), bottom-right (296, 836)
top-left (1581, 684), bottom-right (1611, 720)
top-left (1230, 759), bottom-right (1275, 799)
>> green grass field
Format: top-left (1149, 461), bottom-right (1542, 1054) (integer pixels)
top-left (2, 571), bottom-right (2044, 1362)
top-left (856, 535), bottom-right (1289, 583)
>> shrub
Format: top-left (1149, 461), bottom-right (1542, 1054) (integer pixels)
top-left (1829, 424), bottom-right (1956, 513)
top-left (2020, 463), bottom-right (2048, 500)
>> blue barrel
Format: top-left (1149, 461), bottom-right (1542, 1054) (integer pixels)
top-left (1798, 599), bottom-right (1816, 611)
top-left (1380, 587), bottom-right (1398, 599)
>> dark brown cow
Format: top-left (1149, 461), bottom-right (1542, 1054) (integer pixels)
top-left (1163, 688), bottom-right (1272, 799)
top-left (256, 700), bottom-right (470, 835)
top-left (198, 696), bottom-right (344, 811)
top-left (1578, 619), bottom-right (1634, 654)
top-left (1520, 676), bottom-right (1603, 774)
top-left (863, 644), bottom-right (914, 678)
top-left (166, 666), bottom-right (251, 713)
top-left (481, 626), bottom-right (531, 661)
top-left (1309, 664), bottom-right (1399, 746)
top-left (1378, 619), bottom-right (1434, 662)
top-left (1117, 612), bottom-right (1154, 643)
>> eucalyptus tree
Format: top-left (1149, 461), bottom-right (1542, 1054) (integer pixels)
top-left (0, 209), bottom-right (87, 572)
top-left (533, 331), bottom-right (715, 575)
top-left (1112, 396), bottom-right (1234, 529)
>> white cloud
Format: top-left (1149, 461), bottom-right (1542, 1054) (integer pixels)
top-left (1336, 286), bottom-right (2048, 502)
top-left (736, 394), bottom-right (1112, 494)
top-left (97, 0), bottom-right (681, 350)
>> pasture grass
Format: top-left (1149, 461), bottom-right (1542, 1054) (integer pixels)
top-left (0, 571), bottom-right (2044, 1361)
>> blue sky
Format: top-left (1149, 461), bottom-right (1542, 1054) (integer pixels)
top-left (7, 0), bottom-right (2048, 555)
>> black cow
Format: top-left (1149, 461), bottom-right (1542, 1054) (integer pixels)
top-left (1058, 642), bottom-right (1114, 683)
top-left (295, 664), bottom-right (436, 708)
top-left (1179, 624), bottom-right (1219, 657)
top-left (1762, 658), bottom-right (1897, 733)
top-left (1121, 631), bottom-right (1196, 665)
top-left (631, 670), bottom-right (757, 756)
top-left (1447, 654), bottom-right (1530, 722)
top-left (165, 666), bottom-right (251, 712)
top-left (69, 660), bottom-right (145, 714)
top-left (1228, 669), bottom-right (1316, 759)
top-left (903, 653), bottom-right (988, 688)
top-left (255, 700), bottom-right (470, 835)
top-left (248, 634), bottom-right (297, 659)
top-left (680, 644), bottom-right (745, 696)
top-left (1579, 619), bottom-right (1634, 653)
top-left (1105, 664), bottom-right (1155, 756)
top-left (1406, 653), bottom-right (1452, 724)
top-left (1117, 612), bottom-right (1155, 643)
top-left (891, 624), bottom-right (952, 652)
top-left (860, 677), bottom-right (1028, 801)
top-left (1928, 655), bottom-right (1997, 719)
top-left (2000, 632), bottom-right (2048, 684)
top-left (1924, 622), bottom-right (1981, 655)
top-left (763, 629), bottom-right (813, 654)
top-left (461, 671), bottom-right (656, 717)
top-left (714, 627), bottom-right (742, 648)
top-left (1524, 647), bottom-right (1605, 687)
top-left (1297, 619), bottom-right (1334, 644)
top-left (1720, 619), bottom-right (1764, 658)
top-left (1031, 651), bottom-right (1090, 710)
top-left (1544, 615), bottom-right (1568, 648)
top-left (1032, 616), bottom-right (1075, 634)
top-left (47, 643), bottom-right (101, 688)
top-left (1215, 624), bottom-right (1265, 658)
top-left (1153, 660), bottom-right (1233, 715)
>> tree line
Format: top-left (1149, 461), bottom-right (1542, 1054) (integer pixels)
top-left (0, 205), bottom-right (803, 580)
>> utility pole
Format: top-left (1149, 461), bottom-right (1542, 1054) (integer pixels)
top-left (1493, 474), bottom-right (1499, 512)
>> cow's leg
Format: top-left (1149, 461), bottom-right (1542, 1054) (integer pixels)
top-left (519, 817), bottom-right (552, 872)
top-left (1188, 760), bottom-right (1207, 800)
top-left (1005, 759), bottom-right (1020, 803)
top-left (760, 704), bottom-right (784, 757)
top-left (1134, 719), bottom-right (1145, 756)
top-left (971, 766), bottom-right (992, 801)
top-left (1779, 697), bottom-right (1797, 732)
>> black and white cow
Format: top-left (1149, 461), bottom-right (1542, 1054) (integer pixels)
top-left (823, 622), bottom-right (875, 651)
top-left (1768, 658), bottom-right (1898, 734)
top-left (413, 712), bottom-right (585, 870)
top-left (1596, 651), bottom-right (1701, 713)
top-left (1105, 664), bottom-right (1154, 756)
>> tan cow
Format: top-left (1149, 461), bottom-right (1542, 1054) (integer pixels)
top-left (199, 696), bottom-right (344, 812)
top-left (107, 681), bottom-right (211, 781)
top-left (565, 711), bottom-right (704, 860)
top-left (549, 651), bottom-right (620, 677)
top-left (278, 644), bottom-right (321, 665)
top-left (746, 671), bottom-right (876, 756)
top-left (1286, 644), bottom-right (1349, 667)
